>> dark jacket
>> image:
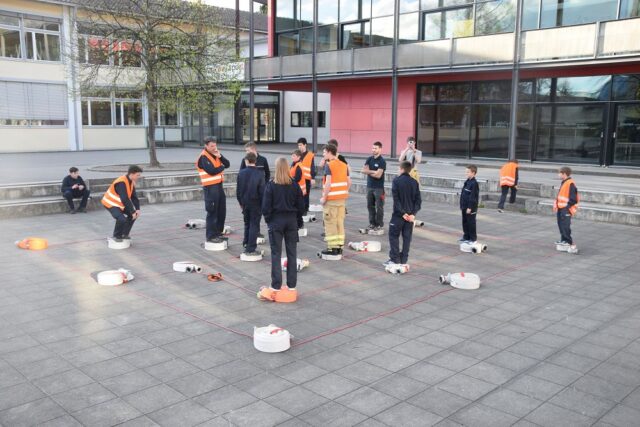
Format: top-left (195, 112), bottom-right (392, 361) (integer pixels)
top-left (262, 178), bottom-right (304, 228)
top-left (61, 175), bottom-right (87, 193)
top-left (240, 154), bottom-right (270, 182)
top-left (198, 153), bottom-right (230, 177)
top-left (460, 177), bottom-right (479, 212)
top-left (561, 178), bottom-right (579, 208)
top-left (236, 166), bottom-right (265, 208)
top-left (114, 177), bottom-right (140, 215)
top-left (392, 173), bottom-right (421, 217)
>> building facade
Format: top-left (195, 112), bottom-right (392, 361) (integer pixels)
top-left (0, 0), bottom-right (277, 152)
top-left (252, 0), bottom-right (640, 166)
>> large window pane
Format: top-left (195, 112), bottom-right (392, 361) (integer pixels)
top-left (23, 19), bottom-right (59, 31)
top-left (540, 0), bottom-right (617, 28)
top-left (319, 0), bottom-right (339, 24)
top-left (117, 102), bottom-right (143, 126)
top-left (474, 81), bottom-right (511, 101)
top-left (81, 100), bottom-right (89, 125)
top-left (439, 83), bottom-right (470, 101)
top-left (516, 105), bottom-right (533, 160)
top-left (90, 101), bottom-right (112, 126)
top-left (26, 32), bottom-right (60, 61)
top-left (471, 104), bottom-right (510, 158)
top-left (437, 105), bottom-right (470, 156)
top-left (475, 0), bottom-right (515, 36)
top-left (0, 14), bottom-right (19, 26)
top-left (341, 0), bottom-right (371, 22)
top-left (399, 13), bottom-right (420, 43)
top-left (401, 0), bottom-right (421, 13)
top-left (299, 28), bottom-right (313, 53)
top-left (614, 104), bottom-right (640, 166)
top-left (299, 0), bottom-right (313, 27)
top-left (372, 0), bottom-right (392, 17)
top-left (554, 76), bottom-right (611, 102)
top-left (87, 37), bottom-right (110, 65)
top-left (276, 0), bottom-right (295, 31)
top-left (342, 21), bottom-right (370, 49)
top-left (420, 85), bottom-right (436, 102)
top-left (370, 16), bottom-right (394, 46)
top-left (0, 28), bottom-right (21, 58)
top-left (522, 0), bottom-right (540, 29)
top-left (418, 104), bottom-right (436, 154)
top-left (612, 75), bottom-right (640, 101)
top-left (535, 104), bottom-right (604, 163)
top-left (518, 80), bottom-right (535, 102)
top-left (423, 7), bottom-right (473, 41)
top-left (620, 0), bottom-right (640, 17)
top-left (422, 0), bottom-right (473, 10)
top-left (278, 31), bottom-right (298, 55)
top-left (318, 25), bottom-right (339, 51)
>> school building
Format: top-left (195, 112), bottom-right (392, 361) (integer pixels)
top-left (249, 0), bottom-right (640, 167)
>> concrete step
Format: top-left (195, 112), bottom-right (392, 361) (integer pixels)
top-left (526, 199), bottom-right (640, 226)
top-left (538, 185), bottom-right (640, 206)
top-left (141, 184), bottom-right (237, 204)
top-left (352, 172), bottom-right (496, 192)
top-left (482, 199), bottom-right (528, 213)
top-left (0, 194), bottom-right (148, 219)
top-left (349, 180), bottom-right (470, 206)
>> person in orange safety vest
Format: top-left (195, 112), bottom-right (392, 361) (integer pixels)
top-left (497, 159), bottom-right (519, 212)
top-left (197, 136), bottom-right (230, 243)
top-left (554, 166), bottom-right (579, 252)
top-left (320, 143), bottom-right (350, 257)
top-left (101, 165), bottom-right (142, 242)
top-left (290, 150), bottom-right (307, 197)
top-left (297, 138), bottom-right (316, 215)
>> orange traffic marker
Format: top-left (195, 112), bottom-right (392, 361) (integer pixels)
top-left (15, 237), bottom-right (48, 250)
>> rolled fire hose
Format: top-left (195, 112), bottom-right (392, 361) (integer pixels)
top-left (15, 237), bottom-right (48, 250)
top-left (97, 268), bottom-right (134, 286)
top-left (172, 261), bottom-right (203, 273)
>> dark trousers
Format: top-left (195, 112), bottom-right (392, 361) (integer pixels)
top-left (389, 214), bottom-right (413, 264)
top-left (557, 209), bottom-right (573, 245)
top-left (304, 180), bottom-right (311, 214)
top-left (367, 188), bottom-right (385, 227)
top-left (107, 207), bottom-right (136, 238)
top-left (497, 185), bottom-right (517, 209)
top-left (268, 213), bottom-right (298, 290)
top-left (203, 185), bottom-right (226, 240)
top-left (243, 204), bottom-right (262, 252)
top-left (63, 188), bottom-right (90, 210)
top-left (462, 210), bottom-right (477, 242)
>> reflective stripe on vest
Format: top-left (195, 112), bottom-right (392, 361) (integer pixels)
top-left (301, 152), bottom-right (314, 181)
top-left (196, 150), bottom-right (224, 186)
top-left (499, 162), bottom-right (517, 187)
top-left (325, 159), bottom-right (349, 200)
top-left (101, 176), bottom-right (133, 211)
top-left (555, 178), bottom-right (579, 215)
top-left (290, 163), bottom-right (307, 196)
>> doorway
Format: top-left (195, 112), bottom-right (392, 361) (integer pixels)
top-left (242, 106), bottom-right (279, 143)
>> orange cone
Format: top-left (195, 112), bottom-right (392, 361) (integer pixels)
top-left (275, 286), bottom-right (297, 303)
top-left (15, 238), bottom-right (48, 250)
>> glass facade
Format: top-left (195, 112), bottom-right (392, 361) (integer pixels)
top-left (0, 13), bottom-right (60, 61)
top-left (416, 75), bottom-right (640, 166)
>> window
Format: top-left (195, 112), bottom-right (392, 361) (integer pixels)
top-left (24, 18), bottom-right (60, 61)
top-left (291, 111), bottom-right (326, 127)
top-left (620, 0), bottom-right (640, 18)
top-left (399, 13), bottom-right (420, 43)
top-left (0, 14), bottom-right (21, 58)
top-left (278, 31), bottom-right (298, 55)
top-left (423, 7), bottom-right (473, 40)
top-left (78, 36), bottom-right (141, 66)
top-left (318, 25), bottom-right (339, 51)
top-left (81, 91), bottom-right (144, 126)
top-left (475, 0), bottom-right (515, 36)
top-left (318, 0), bottom-right (339, 24)
top-left (540, 0), bottom-right (617, 28)
top-left (341, 0), bottom-right (371, 22)
top-left (371, 16), bottom-right (394, 46)
top-left (342, 21), bottom-right (370, 49)
top-left (0, 81), bottom-right (67, 126)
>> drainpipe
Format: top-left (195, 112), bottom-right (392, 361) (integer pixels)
top-left (390, 0), bottom-right (400, 158)
top-left (249, 0), bottom-right (255, 143)
top-left (508, 0), bottom-right (524, 160)
top-left (312, 0), bottom-right (318, 153)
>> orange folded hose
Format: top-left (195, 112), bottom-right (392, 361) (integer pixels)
top-left (15, 237), bottom-right (48, 250)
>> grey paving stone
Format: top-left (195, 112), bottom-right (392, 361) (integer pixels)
top-left (116, 416), bottom-right (160, 427)
top-left (550, 387), bottom-right (616, 419)
top-left (336, 386), bottom-right (400, 417)
top-left (167, 371), bottom-right (225, 398)
top-left (0, 364), bottom-right (27, 389)
top-left (392, 339), bottom-right (442, 360)
top-left (123, 347), bottom-right (176, 369)
top-left (462, 361), bottom-right (516, 385)
top-left (622, 387), bottom-right (640, 410)
top-left (486, 350), bottom-right (539, 372)
top-left (408, 387), bottom-right (471, 417)
top-left (147, 400), bottom-right (215, 427)
top-left (72, 397), bottom-right (143, 427)
top-left (480, 388), bottom-right (542, 418)
top-left (32, 368), bottom-right (94, 395)
top-left (194, 385), bottom-right (258, 416)
top-left (207, 359), bottom-right (264, 383)
top-left (600, 404), bottom-right (640, 427)
top-left (0, 397), bottom-right (66, 427)
top-left (428, 350), bottom-right (481, 372)
top-left (370, 373), bottom-right (429, 400)
top-left (81, 357), bottom-right (137, 381)
top-left (37, 415), bottom-right (84, 427)
top-left (451, 403), bottom-right (519, 427)
top-left (400, 361), bottom-right (456, 385)
top-left (144, 358), bottom-right (200, 383)
top-left (436, 373), bottom-right (496, 401)
top-left (306, 350), bottom-right (360, 372)
top-left (15, 355), bottom-right (73, 380)
top-left (265, 386), bottom-right (329, 416)
top-left (417, 331), bottom-right (465, 349)
top-left (506, 374), bottom-right (565, 401)
top-left (525, 402), bottom-right (594, 427)
top-left (548, 350), bottom-right (601, 373)
top-left (52, 382), bottom-right (116, 412)
top-left (364, 349), bottom-right (419, 372)
top-left (571, 375), bottom-right (635, 402)
top-left (63, 345), bottom-right (117, 367)
top-left (336, 361), bottom-right (392, 385)
top-left (103, 337), bottom-right (155, 356)
top-left (299, 401), bottom-right (368, 427)
top-left (528, 362), bottom-right (583, 386)
top-left (122, 383), bottom-right (186, 414)
top-left (235, 372), bottom-right (295, 399)
top-left (590, 363), bottom-right (640, 388)
top-left (101, 369), bottom-right (161, 397)
top-left (0, 382), bottom-right (46, 412)
top-left (302, 372), bottom-right (362, 400)
top-left (374, 402), bottom-right (442, 427)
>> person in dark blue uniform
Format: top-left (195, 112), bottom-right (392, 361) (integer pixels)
top-left (259, 157), bottom-right (305, 300)
top-left (239, 141), bottom-right (270, 182)
top-left (197, 136), bottom-right (230, 243)
top-left (61, 167), bottom-right (90, 213)
top-left (236, 152), bottom-right (265, 256)
top-left (385, 161), bottom-right (421, 266)
top-left (459, 165), bottom-right (480, 243)
top-left (362, 141), bottom-right (387, 231)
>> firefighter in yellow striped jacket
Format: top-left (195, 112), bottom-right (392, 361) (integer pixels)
top-left (319, 143), bottom-right (351, 257)
top-left (101, 165), bottom-right (142, 242)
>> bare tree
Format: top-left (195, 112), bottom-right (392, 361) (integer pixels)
top-left (71, 0), bottom-right (241, 167)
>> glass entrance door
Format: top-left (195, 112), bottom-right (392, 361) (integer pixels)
top-left (242, 106), bottom-right (278, 143)
top-left (612, 103), bottom-right (640, 166)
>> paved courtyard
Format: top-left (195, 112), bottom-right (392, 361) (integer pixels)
top-left (1, 193), bottom-right (639, 426)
